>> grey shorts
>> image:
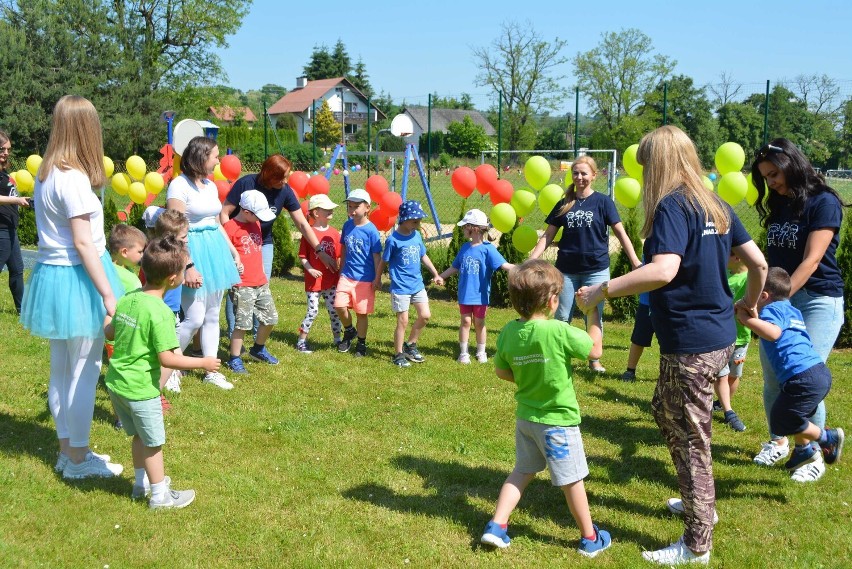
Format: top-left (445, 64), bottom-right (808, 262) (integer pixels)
top-left (230, 283), bottom-right (279, 330)
top-left (390, 288), bottom-right (429, 313)
top-left (109, 391), bottom-right (166, 447)
top-left (515, 418), bottom-right (589, 486)
top-left (717, 344), bottom-right (749, 378)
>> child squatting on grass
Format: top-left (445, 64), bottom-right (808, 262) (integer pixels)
top-left (481, 259), bottom-right (611, 558)
top-left (104, 236), bottom-right (221, 509)
top-left (375, 200), bottom-right (443, 367)
top-left (735, 266), bottom-right (844, 474)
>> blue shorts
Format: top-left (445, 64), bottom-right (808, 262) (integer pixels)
top-left (631, 303), bottom-right (654, 347)
top-left (770, 363), bottom-right (832, 436)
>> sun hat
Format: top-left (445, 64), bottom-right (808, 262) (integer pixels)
top-left (308, 194), bottom-right (338, 210)
top-left (345, 188), bottom-right (371, 203)
top-left (457, 208), bottom-right (489, 227)
top-left (239, 190), bottom-right (276, 222)
top-left (142, 206), bottom-right (164, 228)
top-left (397, 200), bottom-right (427, 223)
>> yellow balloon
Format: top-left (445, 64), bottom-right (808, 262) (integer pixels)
top-left (26, 155), bottom-right (42, 177)
top-left (623, 144), bottom-right (643, 180)
top-left (554, 226), bottom-right (563, 243)
top-left (512, 225), bottom-right (539, 253)
top-left (103, 156), bottom-right (115, 178)
top-left (717, 171), bottom-right (748, 206)
top-left (128, 181), bottom-right (147, 204)
top-left (745, 173), bottom-right (759, 206)
top-left (15, 170), bottom-right (35, 195)
top-left (715, 142), bottom-right (746, 175)
top-left (144, 172), bottom-right (165, 194)
top-left (702, 176), bottom-right (714, 191)
top-left (126, 155), bottom-right (147, 181)
top-left (172, 155), bottom-right (181, 177)
top-left (111, 173), bottom-right (130, 196)
top-left (510, 189), bottom-right (537, 217)
top-left (614, 177), bottom-right (641, 208)
top-left (213, 163), bottom-right (226, 181)
top-left (538, 183), bottom-right (564, 215)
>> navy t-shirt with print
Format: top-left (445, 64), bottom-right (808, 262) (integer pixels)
top-left (545, 191), bottom-right (620, 274)
top-left (644, 191), bottom-right (751, 354)
top-left (766, 189), bottom-right (843, 298)
top-left (226, 174), bottom-right (300, 245)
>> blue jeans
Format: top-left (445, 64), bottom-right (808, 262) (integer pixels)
top-left (761, 289), bottom-right (843, 439)
top-left (225, 243), bottom-right (274, 338)
top-left (555, 268), bottom-right (609, 332)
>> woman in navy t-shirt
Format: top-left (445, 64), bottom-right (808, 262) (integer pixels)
top-left (577, 126), bottom-right (767, 564)
top-left (749, 138), bottom-right (847, 481)
top-left (529, 156), bottom-right (641, 372)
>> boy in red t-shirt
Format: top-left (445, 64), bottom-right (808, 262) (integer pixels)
top-left (296, 194), bottom-right (343, 353)
top-left (223, 190), bottom-right (280, 374)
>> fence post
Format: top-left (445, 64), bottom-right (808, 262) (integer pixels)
top-left (263, 98), bottom-right (268, 159)
top-left (497, 92), bottom-right (502, 174)
top-left (367, 96), bottom-right (372, 175)
top-left (574, 87), bottom-right (580, 156)
top-left (763, 80), bottom-right (770, 145)
top-left (427, 93), bottom-right (432, 188)
top-left (311, 99), bottom-right (316, 170)
top-left (662, 81), bottom-right (668, 125)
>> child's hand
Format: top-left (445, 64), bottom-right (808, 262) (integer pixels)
top-left (236, 261), bottom-right (244, 275)
top-left (308, 268), bottom-right (323, 279)
top-left (200, 357), bottom-right (221, 372)
top-left (433, 275), bottom-right (444, 286)
top-left (185, 266), bottom-right (203, 289)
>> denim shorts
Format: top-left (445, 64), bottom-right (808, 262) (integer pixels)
top-left (390, 289), bottom-right (428, 313)
top-left (514, 418), bottom-right (589, 486)
top-left (718, 344), bottom-right (749, 378)
top-left (109, 391), bottom-right (166, 447)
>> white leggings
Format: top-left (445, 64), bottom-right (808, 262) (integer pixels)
top-left (48, 337), bottom-right (104, 447)
top-left (179, 289), bottom-right (224, 356)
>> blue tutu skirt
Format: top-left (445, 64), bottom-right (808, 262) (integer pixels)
top-left (20, 251), bottom-right (125, 339)
top-left (188, 225), bottom-right (241, 295)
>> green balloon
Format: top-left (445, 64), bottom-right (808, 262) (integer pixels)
top-left (524, 155), bottom-right (551, 191)
top-left (510, 189), bottom-right (537, 217)
top-left (538, 183), bottom-right (564, 215)
top-left (715, 142), bottom-right (745, 175)
top-left (702, 176), bottom-right (714, 191)
top-left (614, 177), bottom-right (641, 208)
top-left (745, 173), bottom-right (759, 206)
top-left (491, 202), bottom-right (517, 233)
top-left (512, 225), bottom-right (539, 253)
top-left (717, 171), bottom-right (748, 205)
top-left (623, 144), bottom-right (643, 180)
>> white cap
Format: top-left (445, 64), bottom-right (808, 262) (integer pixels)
top-left (457, 208), bottom-right (489, 227)
top-left (239, 190), bottom-right (276, 222)
top-left (142, 206), bottom-right (164, 228)
top-left (308, 194), bottom-right (339, 210)
top-left (345, 188), bottom-right (371, 203)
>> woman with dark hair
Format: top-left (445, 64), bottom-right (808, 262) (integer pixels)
top-left (749, 138), bottom-right (846, 482)
top-left (167, 136), bottom-right (242, 390)
top-left (0, 129), bottom-right (29, 314)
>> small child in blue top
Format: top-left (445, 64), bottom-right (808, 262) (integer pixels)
top-left (438, 209), bottom-right (514, 364)
top-left (736, 267), bottom-right (844, 473)
top-left (376, 201), bottom-right (443, 367)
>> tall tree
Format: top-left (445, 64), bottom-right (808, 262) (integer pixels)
top-left (303, 45), bottom-right (336, 80)
top-left (445, 116), bottom-right (488, 157)
top-left (331, 39), bottom-right (351, 78)
top-left (645, 75), bottom-right (719, 165)
top-left (472, 20), bottom-right (569, 150)
top-left (350, 57), bottom-right (373, 97)
top-left (708, 71), bottom-right (743, 107)
top-left (430, 93), bottom-right (474, 110)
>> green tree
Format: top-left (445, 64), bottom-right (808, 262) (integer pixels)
top-left (304, 100), bottom-right (341, 149)
top-left (431, 93), bottom-right (475, 110)
top-left (472, 20), bottom-right (569, 150)
top-left (835, 99), bottom-right (852, 168)
top-left (351, 58), bottom-right (373, 97)
top-left (645, 75), bottom-right (719, 165)
top-left (331, 39), bottom-right (351, 77)
top-left (445, 116), bottom-right (488, 157)
top-left (535, 116), bottom-right (570, 151)
top-left (303, 45), bottom-right (336, 80)
top-left (716, 100), bottom-right (764, 156)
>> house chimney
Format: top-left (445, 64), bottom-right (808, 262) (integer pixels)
top-left (295, 76), bottom-right (307, 89)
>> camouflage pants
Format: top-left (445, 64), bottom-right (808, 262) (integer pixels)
top-left (651, 345), bottom-right (733, 554)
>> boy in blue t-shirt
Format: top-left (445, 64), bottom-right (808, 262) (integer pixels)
top-left (333, 189), bottom-right (383, 357)
top-left (376, 201), bottom-right (443, 367)
top-left (736, 267), bottom-right (844, 474)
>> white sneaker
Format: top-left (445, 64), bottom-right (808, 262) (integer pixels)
top-left (457, 353), bottom-right (471, 364)
top-left (666, 498), bottom-right (719, 524)
top-left (642, 537), bottom-right (709, 565)
top-left (131, 475), bottom-right (172, 500)
top-left (149, 488), bottom-right (196, 510)
top-left (475, 351), bottom-right (488, 363)
top-left (54, 450), bottom-right (111, 473)
top-left (203, 371), bottom-right (234, 390)
top-left (753, 440), bottom-right (790, 466)
top-left (790, 453), bottom-right (826, 482)
top-left (63, 453), bottom-right (124, 480)
top-left (164, 370), bottom-right (182, 393)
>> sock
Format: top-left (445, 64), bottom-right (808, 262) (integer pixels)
top-left (627, 367), bottom-right (636, 373)
top-left (817, 428), bottom-right (829, 445)
top-left (459, 342), bottom-right (469, 355)
top-left (794, 443), bottom-right (810, 453)
top-left (296, 338), bottom-right (306, 346)
top-left (150, 479), bottom-right (169, 501)
top-left (134, 467), bottom-right (147, 488)
top-left (476, 343), bottom-right (486, 355)
top-left (584, 530), bottom-right (597, 541)
top-left (357, 337), bottom-right (366, 345)
top-left (253, 343), bottom-right (265, 351)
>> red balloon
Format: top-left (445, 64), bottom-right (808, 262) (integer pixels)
top-left (475, 164), bottom-right (498, 195)
top-left (369, 208), bottom-right (392, 231)
top-left (451, 167), bottom-right (477, 198)
top-left (365, 175), bottom-right (389, 202)
top-left (215, 179), bottom-right (231, 203)
top-left (300, 200), bottom-right (310, 222)
top-left (219, 155), bottom-right (242, 181)
top-left (489, 179), bottom-right (514, 205)
top-left (289, 171), bottom-right (309, 197)
top-left (305, 175), bottom-right (330, 196)
top-left (380, 191), bottom-right (403, 214)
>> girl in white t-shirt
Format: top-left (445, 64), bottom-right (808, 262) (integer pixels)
top-left (20, 95), bottom-right (125, 480)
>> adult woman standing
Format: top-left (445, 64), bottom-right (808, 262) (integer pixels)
top-left (750, 138), bottom-right (846, 482)
top-left (577, 126), bottom-right (766, 566)
top-left (20, 95), bottom-right (125, 478)
top-left (528, 156), bottom-right (641, 372)
top-left (167, 136), bottom-right (242, 390)
top-left (0, 129), bottom-right (29, 314)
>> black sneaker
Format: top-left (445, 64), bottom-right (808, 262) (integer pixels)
top-left (712, 400), bottom-right (723, 412)
top-left (724, 410), bottom-right (746, 432)
top-left (822, 427), bottom-right (845, 465)
top-left (295, 341), bottom-right (313, 354)
top-left (393, 353), bottom-right (411, 367)
top-left (403, 342), bottom-right (425, 363)
top-left (354, 342), bottom-right (367, 357)
top-left (620, 370), bottom-right (636, 382)
top-left (338, 328), bottom-right (357, 353)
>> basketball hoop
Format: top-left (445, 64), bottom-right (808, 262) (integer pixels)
top-left (390, 114), bottom-right (414, 138)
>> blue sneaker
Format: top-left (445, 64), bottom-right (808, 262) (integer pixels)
top-left (249, 345), bottom-right (279, 365)
top-left (578, 525), bottom-right (612, 558)
top-left (226, 357), bottom-right (247, 374)
top-left (822, 427), bottom-right (845, 465)
top-left (481, 520), bottom-right (510, 549)
top-left (785, 445), bottom-right (818, 472)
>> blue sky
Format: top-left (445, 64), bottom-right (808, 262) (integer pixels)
top-left (216, 1), bottom-right (852, 114)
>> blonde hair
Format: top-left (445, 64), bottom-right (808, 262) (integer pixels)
top-left (637, 125), bottom-right (729, 238)
top-left (556, 156), bottom-right (597, 216)
top-left (38, 95), bottom-right (106, 188)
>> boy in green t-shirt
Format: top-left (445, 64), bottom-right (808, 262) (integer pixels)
top-left (714, 253), bottom-right (750, 432)
top-left (108, 224), bottom-right (146, 294)
top-left (482, 260), bottom-right (611, 558)
top-left (105, 236), bottom-right (220, 509)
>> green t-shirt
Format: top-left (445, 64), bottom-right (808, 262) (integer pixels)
top-left (114, 263), bottom-right (142, 293)
top-left (105, 290), bottom-right (179, 401)
top-left (728, 270), bottom-right (751, 347)
top-left (494, 318), bottom-right (593, 426)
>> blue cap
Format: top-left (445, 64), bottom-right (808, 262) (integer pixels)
top-left (398, 200), bottom-right (427, 223)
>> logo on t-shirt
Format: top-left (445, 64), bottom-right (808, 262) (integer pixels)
top-left (345, 235), bottom-right (365, 255)
top-left (767, 222), bottom-right (799, 249)
top-left (565, 210), bottom-right (594, 229)
top-left (239, 232), bottom-right (262, 255)
top-left (400, 245), bottom-right (420, 265)
top-left (463, 256), bottom-right (481, 275)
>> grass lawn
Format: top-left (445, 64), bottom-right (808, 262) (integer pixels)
top-left (0, 270), bottom-right (850, 568)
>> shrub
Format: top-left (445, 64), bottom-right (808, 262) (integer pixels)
top-left (17, 205), bottom-right (36, 246)
top-left (103, 197), bottom-right (120, 239)
top-left (271, 213), bottom-right (297, 277)
top-left (836, 215), bottom-right (852, 347)
top-left (609, 207), bottom-right (642, 321)
top-left (490, 225), bottom-right (525, 308)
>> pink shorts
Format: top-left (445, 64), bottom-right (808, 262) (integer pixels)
top-left (459, 304), bottom-right (488, 319)
top-left (334, 275), bottom-right (375, 314)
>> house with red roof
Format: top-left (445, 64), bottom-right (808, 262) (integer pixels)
top-left (268, 77), bottom-right (385, 144)
top-left (208, 106), bottom-right (258, 126)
